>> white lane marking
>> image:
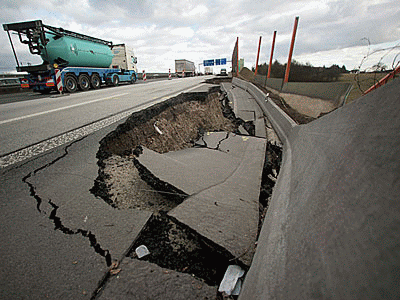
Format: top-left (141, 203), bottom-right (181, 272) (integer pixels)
top-left (0, 93), bottom-right (129, 125)
top-left (158, 83), bottom-right (207, 101)
top-left (0, 82), bottom-right (208, 167)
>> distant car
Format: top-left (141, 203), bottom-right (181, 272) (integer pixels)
top-left (220, 68), bottom-right (227, 76)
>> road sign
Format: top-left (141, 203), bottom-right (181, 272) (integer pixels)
top-left (215, 58), bottom-right (227, 65)
top-left (203, 59), bottom-right (214, 66)
top-left (203, 58), bottom-right (226, 66)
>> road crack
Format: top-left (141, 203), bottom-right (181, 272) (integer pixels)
top-left (21, 136), bottom-right (113, 266)
top-left (49, 200), bottom-right (112, 266)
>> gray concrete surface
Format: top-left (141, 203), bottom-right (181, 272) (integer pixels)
top-left (136, 131), bottom-right (266, 266)
top-left (233, 77), bottom-right (296, 146)
top-left (221, 81), bottom-right (266, 138)
top-left (168, 133), bottom-right (266, 266)
top-left (253, 74), bottom-right (353, 106)
top-left (97, 258), bottom-right (217, 300)
top-left (239, 78), bottom-right (400, 299)
top-left (0, 76), bottom-right (212, 156)
top-left (0, 119), bottom-right (151, 299)
top-left (27, 128), bottom-right (152, 261)
top-left (137, 132), bottom-right (248, 195)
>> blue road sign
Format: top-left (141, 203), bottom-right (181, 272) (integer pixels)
top-left (203, 59), bottom-right (214, 66)
top-left (203, 59), bottom-right (226, 66)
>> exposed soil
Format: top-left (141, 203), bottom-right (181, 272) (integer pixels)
top-left (258, 142), bottom-right (282, 238)
top-left (91, 90), bottom-right (241, 209)
top-left (96, 155), bottom-right (177, 211)
top-left (255, 83), bottom-right (316, 124)
top-left (90, 84), bottom-right (282, 299)
top-left (97, 90), bottom-right (235, 158)
top-left (91, 89), bottom-right (259, 211)
top-left (238, 68), bottom-right (316, 124)
top-left (127, 213), bottom-right (239, 287)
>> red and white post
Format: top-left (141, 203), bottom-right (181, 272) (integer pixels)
top-left (168, 69), bottom-right (171, 80)
top-left (182, 70), bottom-right (185, 78)
top-left (143, 70), bottom-right (147, 82)
top-left (55, 69), bottom-right (63, 94)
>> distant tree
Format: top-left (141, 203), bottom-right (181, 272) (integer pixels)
top-left (256, 63), bottom-right (268, 75)
top-left (372, 62), bottom-right (387, 72)
top-left (255, 60), bottom-right (348, 82)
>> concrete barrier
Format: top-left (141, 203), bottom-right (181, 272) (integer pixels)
top-left (232, 77), bottom-right (296, 145)
top-left (253, 74), bottom-right (353, 107)
top-left (235, 77), bottom-right (400, 299)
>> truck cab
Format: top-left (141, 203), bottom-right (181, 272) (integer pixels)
top-left (110, 44), bottom-right (138, 73)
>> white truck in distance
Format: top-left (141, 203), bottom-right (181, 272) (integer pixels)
top-left (175, 59), bottom-right (195, 77)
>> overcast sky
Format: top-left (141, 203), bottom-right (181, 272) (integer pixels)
top-left (1, 0), bottom-right (399, 73)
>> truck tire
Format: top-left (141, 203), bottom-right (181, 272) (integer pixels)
top-left (112, 75), bottom-right (119, 87)
top-left (64, 75), bottom-right (78, 93)
top-left (78, 74), bottom-right (90, 91)
top-left (130, 74), bottom-right (136, 84)
top-left (90, 74), bottom-right (101, 89)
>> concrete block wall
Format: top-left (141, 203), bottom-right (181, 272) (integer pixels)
top-left (253, 74), bottom-right (353, 107)
top-left (234, 77), bottom-right (400, 299)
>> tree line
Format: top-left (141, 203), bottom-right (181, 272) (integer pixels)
top-left (253, 60), bottom-right (349, 82)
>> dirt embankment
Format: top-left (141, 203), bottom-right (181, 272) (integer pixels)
top-left (90, 88), bottom-right (258, 295)
top-left (98, 91), bottom-right (236, 158)
top-left (238, 67), bottom-right (332, 124)
top-left (90, 83), bottom-right (283, 298)
top-left (91, 90), bottom-right (240, 211)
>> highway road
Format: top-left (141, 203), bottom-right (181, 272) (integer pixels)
top-left (0, 75), bottom-right (216, 299)
top-left (0, 76), bottom-right (211, 158)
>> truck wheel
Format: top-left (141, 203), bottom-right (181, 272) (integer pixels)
top-left (130, 74), bottom-right (136, 84)
top-left (78, 74), bottom-right (90, 91)
top-left (90, 74), bottom-right (101, 89)
top-left (112, 75), bottom-right (119, 86)
top-left (64, 75), bottom-right (78, 93)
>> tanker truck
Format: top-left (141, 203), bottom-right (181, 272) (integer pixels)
top-left (2, 20), bottom-right (138, 93)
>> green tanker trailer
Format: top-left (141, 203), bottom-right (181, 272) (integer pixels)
top-left (3, 20), bottom-right (138, 93)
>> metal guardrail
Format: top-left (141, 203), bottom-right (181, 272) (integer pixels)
top-left (232, 77), bottom-right (296, 300)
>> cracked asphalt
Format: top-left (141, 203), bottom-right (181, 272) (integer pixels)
top-left (0, 116), bottom-right (152, 299)
top-left (0, 78), bottom-right (270, 299)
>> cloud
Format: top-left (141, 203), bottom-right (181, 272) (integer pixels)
top-left (0, 0), bottom-right (399, 73)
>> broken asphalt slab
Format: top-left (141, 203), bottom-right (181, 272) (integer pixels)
top-left (136, 132), bottom-right (267, 266)
top-left (221, 81), bottom-right (266, 138)
top-left (0, 119), bottom-right (151, 300)
top-left (97, 258), bottom-right (217, 300)
top-left (26, 130), bottom-right (152, 261)
top-left (136, 132), bottom-right (249, 195)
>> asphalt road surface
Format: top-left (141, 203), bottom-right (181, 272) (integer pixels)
top-left (0, 76), bottom-right (214, 299)
top-left (0, 76), bottom-right (211, 157)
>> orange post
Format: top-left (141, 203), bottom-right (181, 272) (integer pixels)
top-left (236, 37), bottom-right (239, 76)
top-left (284, 16), bottom-right (299, 84)
top-left (255, 36), bottom-right (262, 76)
top-left (267, 31), bottom-right (277, 79)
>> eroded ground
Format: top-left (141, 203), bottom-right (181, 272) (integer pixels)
top-left (92, 82), bottom-right (282, 299)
